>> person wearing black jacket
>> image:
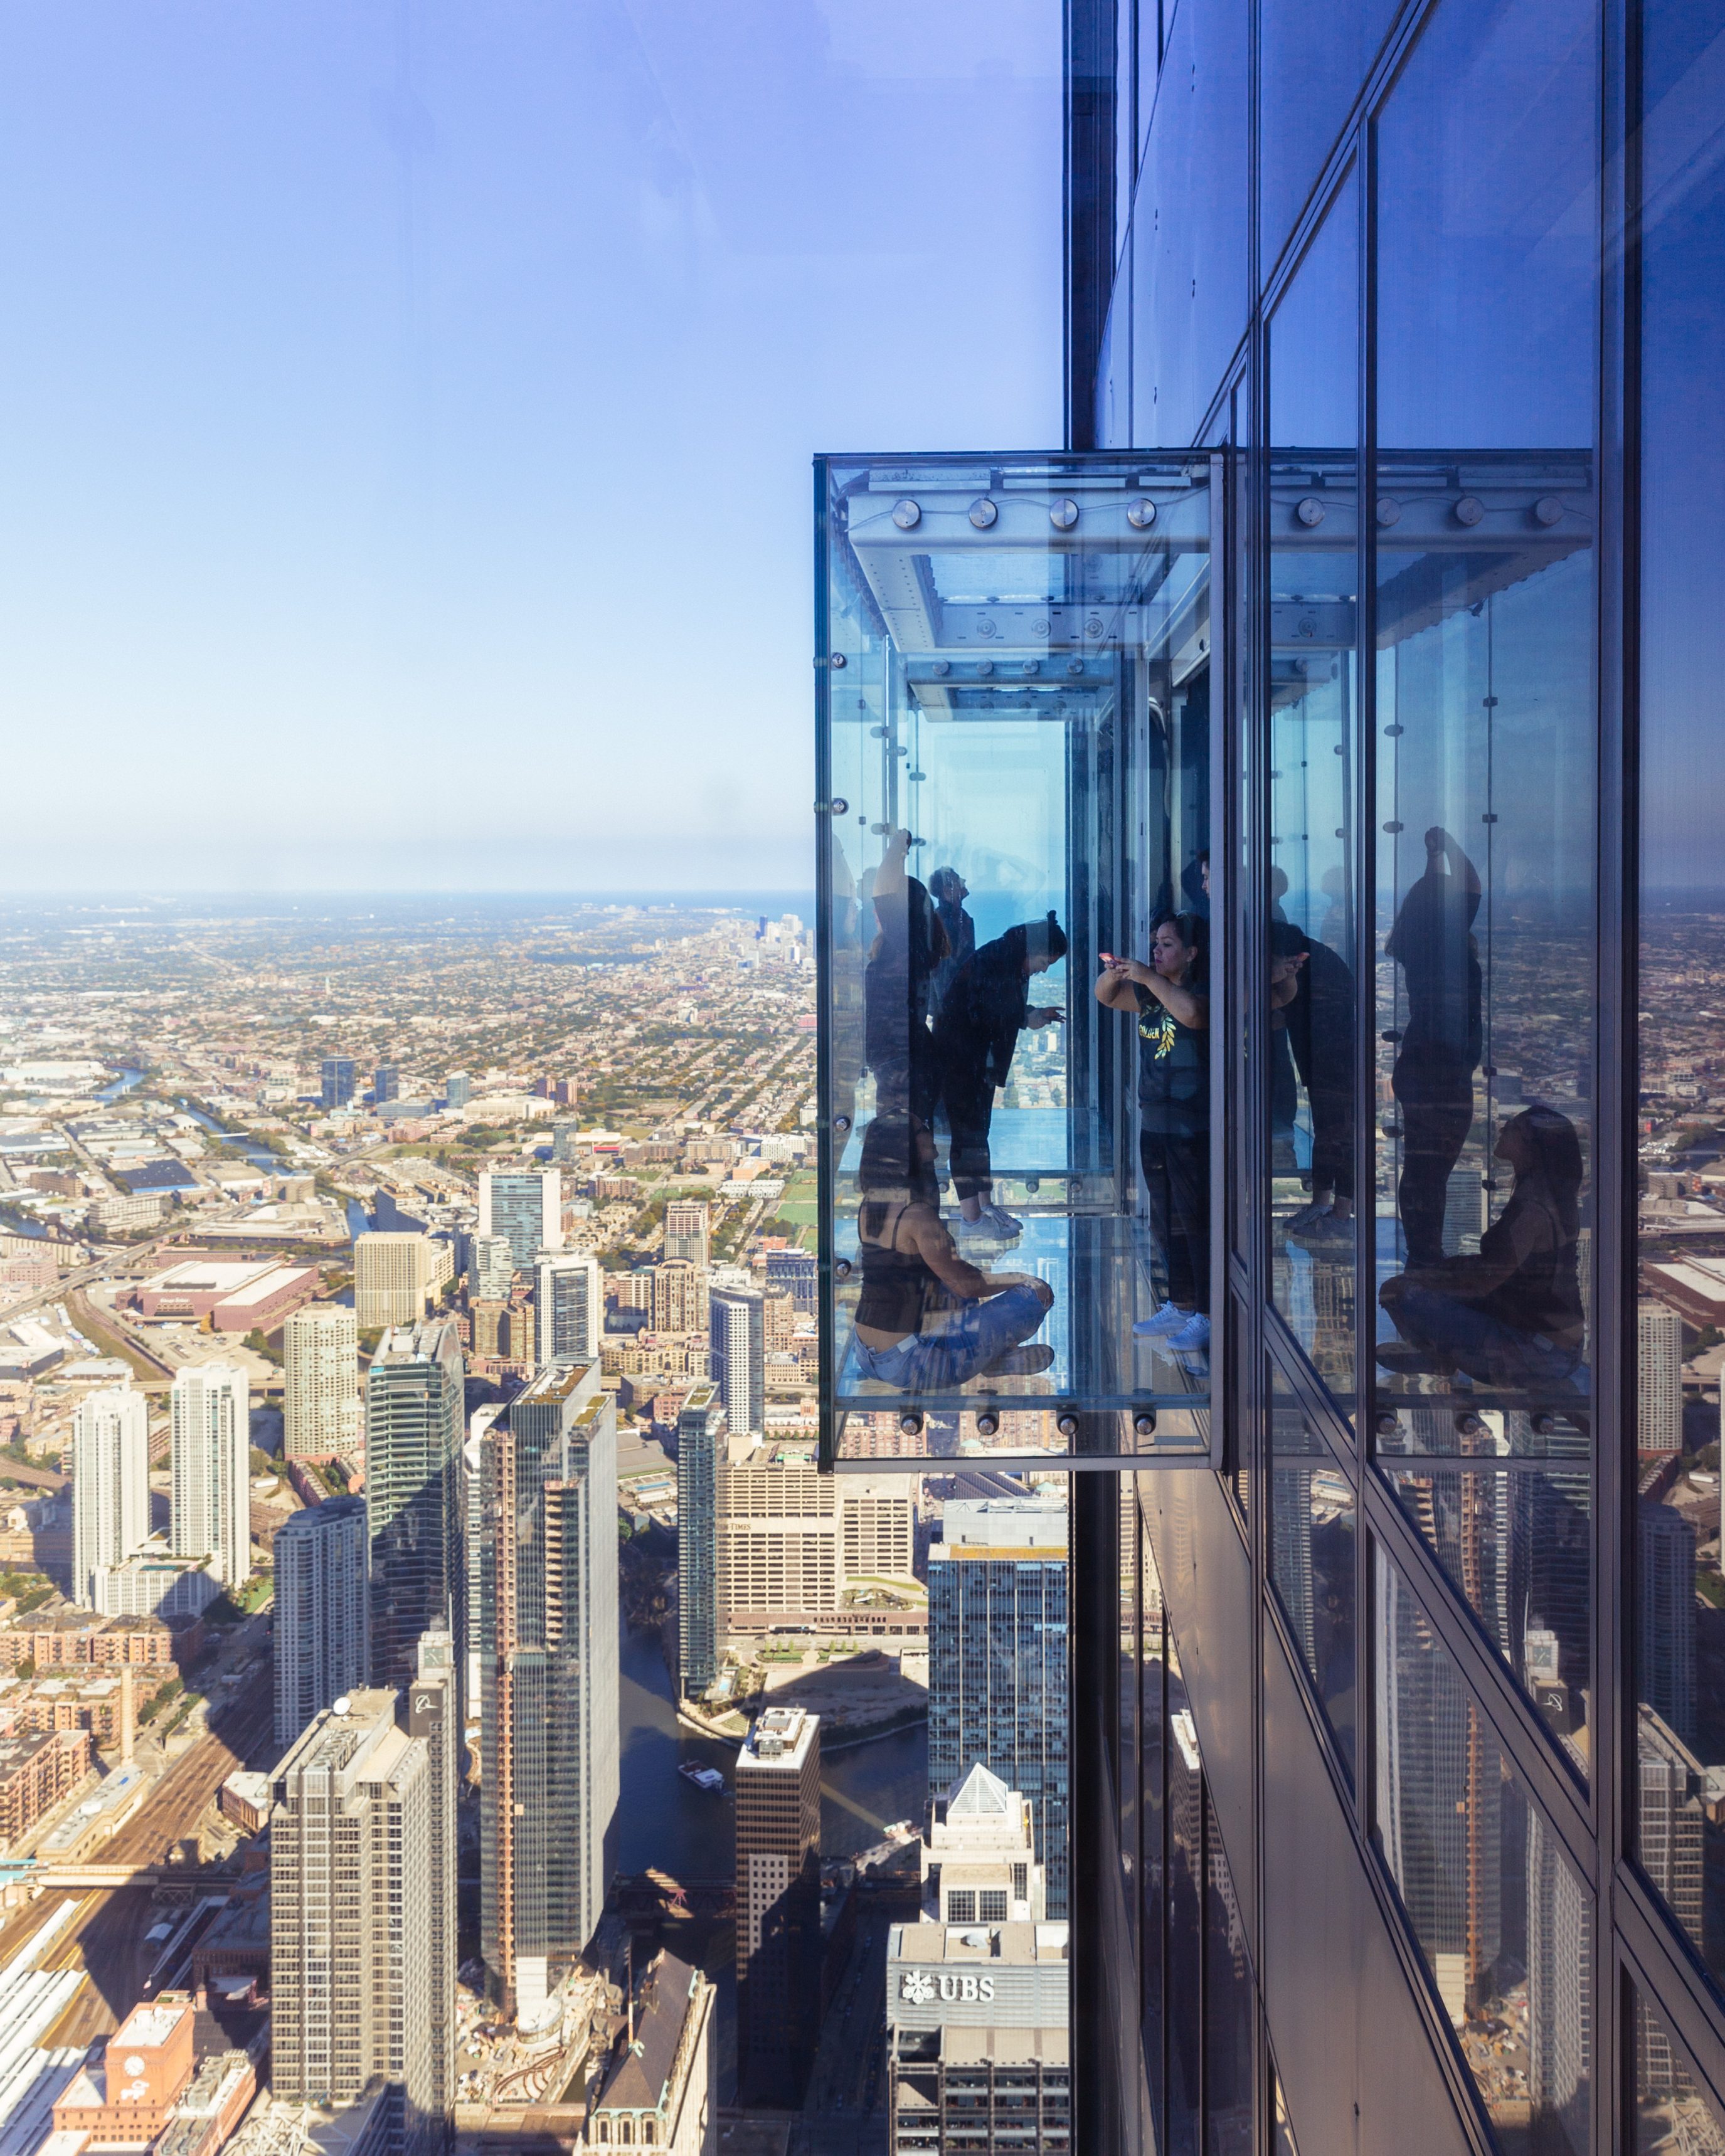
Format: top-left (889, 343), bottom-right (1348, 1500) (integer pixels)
top-left (933, 912), bottom-right (1068, 1242)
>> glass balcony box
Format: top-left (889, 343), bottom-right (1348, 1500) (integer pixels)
top-left (815, 453), bottom-right (1219, 1467)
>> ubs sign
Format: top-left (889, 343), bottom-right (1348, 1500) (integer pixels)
top-left (900, 1968), bottom-right (995, 2004)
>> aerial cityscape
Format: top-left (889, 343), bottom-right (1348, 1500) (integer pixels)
top-left (0, 892), bottom-right (1073, 2156)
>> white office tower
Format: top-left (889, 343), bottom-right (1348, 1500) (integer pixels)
top-left (270, 1687), bottom-right (450, 2156)
top-left (1638, 1298), bottom-right (1684, 1456)
top-left (922, 1760), bottom-right (1048, 1923)
top-left (709, 1287), bottom-right (765, 1444)
top-left (664, 1199), bottom-right (711, 1268)
top-left (283, 1303), bottom-right (361, 1459)
top-left (477, 1168), bottom-right (562, 1269)
top-left (274, 1494), bottom-right (369, 1746)
top-left (534, 1250), bottom-right (601, 1366)
top-left (356, 1232), bottom-right (433, 1331)
top-left (171, 1363), bottom-right (250, 1589)
top-left (470, 1233), bottom-right (515, 1301)
top-left (72, 1387), bottom-right (149, 1609)
top-left (465, 1402), bottom-right (504, 1713)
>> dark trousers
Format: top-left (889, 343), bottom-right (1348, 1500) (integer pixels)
top-left (1140, 1129), bottom-right (1210, 1312)
top-left (1309, 1086), bottom-right (1356, 1201)
top-left (1392, 1049), bottom-right (1475, 1266)
top-left (944, 1065), bottom-right (995, 1202)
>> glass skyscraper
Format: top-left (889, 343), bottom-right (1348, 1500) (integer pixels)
top-left (815, 0), bottom-right (1725, 2142)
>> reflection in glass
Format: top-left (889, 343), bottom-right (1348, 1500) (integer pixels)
top-left (1374, 1551), bottom-right (1591, 2153)
top-left (821, 455), bottom-right (1214, 1452)
top-left (1268, 171), bottom-right (1359, 1400)
top-left (1142, 1508), bottom-right (1167, 2148)
top-left (1633, 1983), bottom-right (1725, 2154)
top-left (1268, 1374), bottom-right (1356, 1777)
top-left (1636, 0), bottom-right (1725, 1999)
top-left (1167, 1627), bottom-right (1202, 2156)
top-left (1204, 1785), bottom-right (1254, 2154)
top-left (1379, 1408), bottom-right (1590, 1782)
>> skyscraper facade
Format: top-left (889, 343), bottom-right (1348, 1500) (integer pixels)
top-left (366, 1318), bottom-right (464, 1696)
top-left (169, 1363), bottom-right (249, 1590)
top-left (479, 1363), bottom-right (618, 2019)
top-left (662, 1200), bottom-right (709, 1268)
top-left (72, 1387), bottom-right (149, 1609)
top-left (269, 1685), bottom-right (449, 2156)
top-left (373, 1063), bottom-right (401, 1105)
top-left (444, 1071), bottom-right (471, 1110)
top-left (407, 1628), bottom-right (459, 2134)
top-left (763, 1249), bottom-right (816, 1316)
top-left (469, 1234), bottom-right (514, 1301)
top-left (708, 1287), bottom-right (763, 1445)
top-left (274, 1494), bottom-right (369, 1746)
top-left (477, 1168), bottom-right (561, 1269)
top-left (320, 1056), bottom-right (356, 1110)
top-left (652, 1257), bottom-right (706, 1336)
top-left (926, 1498), bottom-right (1070, 1920)
top-left (534, 1250), bottom-right (601, 1366)
top-left (1638, 1298), bottom-right (1685, 1456)
top-left (283, 1304), bottom-right (360, 1459)
top-left (675, 1383), bottom-right (724, 1699)
top-left (354, 1233), bottom-right (433, 1331)
top-left (734, 1705), bottom-right (821, 2108)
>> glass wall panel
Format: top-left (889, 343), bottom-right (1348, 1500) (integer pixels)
top-left (1371, 0), bottom-right (1598, 1434)
top-left (1374, 1550), bottom-right (1591, 2153)
top-left (1267, 172), bottom-right (1360, 1402)
top-left (820, 453), bottom-right (1214, 1456)
top-left (1142, 1504), bottom-right (1169, 2148)
top-left (1167, 1622), bottom-right (1202, 2155)
top-left (1635, 0), bottom-right (1725, 1994)
top-left (1269, 1370), bottom-right (1357, 1777)
top-left (1632, 1983), bottom-right (1725, 2154)
top-left (1377, 1406), bottom-right (1590, 1781)
top-left (1204, 1785), bottom-right (1255, 2152)
top-left (1259, 0), bottom-right (1399, 273)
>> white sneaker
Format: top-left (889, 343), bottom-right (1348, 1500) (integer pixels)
top-left (956, 1212), bottom-right (1002, 1238)
top-left (1167, 1312), bottom-right (1211, 1354)
top-left (1133, 1301), bottom-right (1186, 1338)
top-left (984, 1203), bottom-right (1024, 1238)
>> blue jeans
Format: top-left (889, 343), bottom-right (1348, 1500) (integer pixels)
top-left (844, 1282), bottom-right (1049, 1392)
top-left (1387, 1281), bottom-right (1585, 1393)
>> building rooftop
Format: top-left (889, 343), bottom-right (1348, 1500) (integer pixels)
top-left (589, 1953), bottom-right (699, 2119)
top-left (116, 1999), bottom-right (192, 2050)
top-left (740, 1704), bottom-right (817, 1769)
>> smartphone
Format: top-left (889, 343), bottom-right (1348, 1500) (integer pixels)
top-left (1098, 950), bottom-right (1118, 968)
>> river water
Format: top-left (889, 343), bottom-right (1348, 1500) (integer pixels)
top-left (615, 1621), bottom-right (928, 1880)
top-left (177, 1098), bottom-right (284, 1176)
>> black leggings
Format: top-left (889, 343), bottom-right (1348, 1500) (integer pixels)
top-left (1140, 1129), bottom-right (1210, 1311)
top-left (944, 1065), bottom-right (995, 1203)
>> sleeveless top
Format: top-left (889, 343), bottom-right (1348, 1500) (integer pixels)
top-left (856, 1200), bottom-right (938, 1337)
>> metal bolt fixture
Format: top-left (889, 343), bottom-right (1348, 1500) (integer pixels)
top-left (1049, 498), bottom-right (1080, 531)
top-left (892, 498), bottom-right (921, 530)
top-left (1455, 1412), bottom-right (1487, 1438)
top-left (834, 1258), bottom-right (852, 1279)
top-left (1021, 660), bottom-right (1040, 677)
top-left (830, 651), bottom-right (847, 668)
top-left (975, 660), bottom-right (994, 678)
top-left (1066, 658), bottom-right (1085, 677)
top-left (899, 1411), bottom-right (924, 1438)
top-left (1531, 1414), bottom-right (1560, 1437)
top-left (834, 1114), bottom-right (851, 1133)
top-left (1056, 1412), bottom-right (1080, 1439)
top-left (1376, 497), bottom-right (1401, 527)
top-left (969, 497), bottom-right (998, 529)
top-left (931, 659), bottom-right (950, 677)
top-left (1532, 496), bottom-right (1563, 527)
top-left (1376, 1412), bottom-right (1401, 1439)
top-left (1134, 1412), bottom-right (1157, 1439)
top-left (1296, 496), bottom-right (1325, 527)
top-left (975, 1410), bottom-right (1001, 1439)
top-left (829, 797), bottom-right (849, 815)
top-left (1454, 495), bottom-right (1485, 526)
top-left (1127, 497), bottom-right (1157, 529)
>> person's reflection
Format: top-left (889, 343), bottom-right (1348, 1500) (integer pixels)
top-left (933, 913), bottom-right (1068, 1243)
top-left (844, 1118), bottom-right (1055, 1392)
top-left (1095, 914), bottom-right (1211, 1356)
top-left (1268, 868), bottom-right (1305, 1173)
top-left (928, 867), bottom-right (975, 1018)
top-left (1285, 927), bottom-right (1357, 1247)
top-left (1377, 1105), bottom-right (1584, 1391)
top-left (1386, 828), bottom-right (1483, 1264)
top-left (864, 828), bottom-right (946, 1126)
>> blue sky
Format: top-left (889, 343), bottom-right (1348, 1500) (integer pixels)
top-left (0, 1), bottom-right (1061, 892)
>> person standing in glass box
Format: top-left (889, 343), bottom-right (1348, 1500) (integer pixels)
top-left (1096, 912), bottom-right (1213, 1355)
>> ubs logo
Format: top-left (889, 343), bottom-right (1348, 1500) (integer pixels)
top-left (900, 1969), bottom-right (995, 2004)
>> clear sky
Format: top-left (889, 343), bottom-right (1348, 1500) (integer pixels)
top-left (0, 1), bottom-right (1062, 894)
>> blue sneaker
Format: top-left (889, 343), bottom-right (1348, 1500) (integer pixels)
top-left (1166, 1312), bottom-right (1211, 1355)
top-left (1133, 1301), bottom-right (1186, 1338)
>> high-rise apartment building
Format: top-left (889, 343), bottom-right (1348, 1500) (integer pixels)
top-left (763, 1249), bottom-right (817, 1316)
top-left (355, 1234), bottom-right (433, 1332)
top-left (321, 1057), bottom-right (356, 1111)
top-left (652, 1258), bottom-right (706, 1336)
top-left (373, 1064), bottom-right (401, 1105)
top-left (1638, 1298), bottom-right (1685, 1456)
top-left (534, 1250), bottom-right (601, 1366)
top-left (1639, 1499), bottom-right (1698, 1746)
top-left (366, 1319), bottom-right (464, 1696)
top-left (479, 1363), bottom-right (618, 2019)
top-left (676, 1384), bottom-right (724, 1699)
top-left (708, 1287), bottom-right (763, 1444)
top-left (444, 1071), bottom-right (471, 1111)
top-left (408, 1629), bottom-right (459, 2132)
top-left (469, 1234), bottom-right (515, 1301)
top-left (662, 1200), bottom-right (709, 1268)
top-left (718, 1449), bottom-right (916, 1629)
top-left (734, 1706), bottom-right (821, 2107)
top-left (169, 1363), bottom-right (250, 1590)
top-left (284, 1304), bottom-right (360, 1459)
top-left (72, 1387), bottom-right (149, 1609)
top-left (478, 1169), bottom-right (561, 1270)
top-left (269, 1685), bottom-right (450, 2156)
top-left (926, 1497), bottom-right (1068, 1920)
top-left (274, 1495), bottom-right (369, 1746)
top-left (464, 1403), bottom-right (503, 1711)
